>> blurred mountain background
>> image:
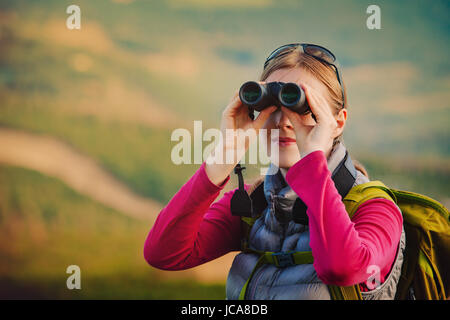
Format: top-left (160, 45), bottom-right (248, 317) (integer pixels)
top-left (0, 0), bottom-right (448, 299)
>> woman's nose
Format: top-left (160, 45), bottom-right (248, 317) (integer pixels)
top-left (276, 111), bottom-right (293, 130)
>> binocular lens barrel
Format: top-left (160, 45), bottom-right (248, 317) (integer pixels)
top-left (240, 81), bottom-right (263, 105)
top-left (279, 83), bottom-right (301, 105)
top-left (279, 82), bottom-right (308, 114)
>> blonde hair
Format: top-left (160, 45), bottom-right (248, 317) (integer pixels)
top-left (260, 47), bottom-right (369, 178)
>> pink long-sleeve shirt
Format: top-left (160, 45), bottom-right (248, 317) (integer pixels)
top-left (144, 150), bottom-right (403, 290)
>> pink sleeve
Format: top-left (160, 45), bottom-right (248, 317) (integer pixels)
top-left (285, 150), bottom-right (403, 287)
top-left (143, 161), bottom-right (243, 270)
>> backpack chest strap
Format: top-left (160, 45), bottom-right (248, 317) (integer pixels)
top-left (238, 248), bottom-right (362, 300)
top-left (342, 181), bottom-right (397, 219)
top-left (238, 249), bottom-right (314, 300)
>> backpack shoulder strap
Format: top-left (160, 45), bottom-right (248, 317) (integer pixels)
top-left (328, 284), bottom-right (363, 300)
top-left (240, 178), bottom-right (266, 251)
top-left (249, 177), bottom-right (267, 217)
top-left (343, 180), bottom-right (397, 219)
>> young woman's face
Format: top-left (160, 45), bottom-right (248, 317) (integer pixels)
top-left (263, 67), bottom-right (336, 169)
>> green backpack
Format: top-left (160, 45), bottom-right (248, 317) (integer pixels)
top-left (239, 180), bottom-right (450, 300)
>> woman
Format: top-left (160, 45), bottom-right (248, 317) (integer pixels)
top-left (144, 43), bottom-right (404, 300)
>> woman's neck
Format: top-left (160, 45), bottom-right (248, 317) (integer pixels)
top-left (279, 142), bottom-right (340, 180)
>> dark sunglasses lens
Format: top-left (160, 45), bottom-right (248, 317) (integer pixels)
top-left (304, 45), bottom-right (335, 63)
top-left (266, 45), bottom-right (297, 63)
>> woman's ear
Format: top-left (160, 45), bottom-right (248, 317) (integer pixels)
top-left (334, 108), bottom-right (347, 137)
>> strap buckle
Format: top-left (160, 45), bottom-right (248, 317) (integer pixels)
top-left (272, 251), bottom-right (295, 268)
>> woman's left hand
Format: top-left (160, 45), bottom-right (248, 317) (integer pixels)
top-left (281, 83), bottom-right (338, 158)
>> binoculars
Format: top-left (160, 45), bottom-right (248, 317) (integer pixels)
top-left (239, 81), bottom-right (316, 122)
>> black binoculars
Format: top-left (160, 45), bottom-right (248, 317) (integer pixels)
top-left (239, 81), bottom-right (316, 122)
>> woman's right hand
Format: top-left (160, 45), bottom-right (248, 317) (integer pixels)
top-left (220, 85), bottom-right (277, 151)
top-left (205, 85), bottom-right (277, 186)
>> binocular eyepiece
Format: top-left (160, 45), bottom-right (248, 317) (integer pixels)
top-left (239, 81), bottom-right (316, 122)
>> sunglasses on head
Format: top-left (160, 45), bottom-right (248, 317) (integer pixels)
top-left (264, 43), bottom-right (345, 108)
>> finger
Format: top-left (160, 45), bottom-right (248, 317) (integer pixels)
top-left (229, 89), bottom-right (239, 103)
top-left (304, 85), bottom-right (339, 130)
top-left (224, 91), bottom-right (244, 116)
top-left (280, 106), bottom-right (309, 139)
top-left (301, 84), bottom-right (334, 122)
top-left (280, 106), bottom-right (307, 130)
top-left (299, 84), bottom-right (322, 121)
top-left (253, 106), bottom-right (277, 129)
top-left (280, 105), bottom-right (303, 126)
